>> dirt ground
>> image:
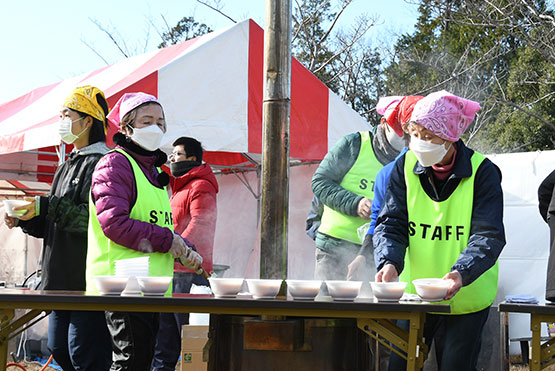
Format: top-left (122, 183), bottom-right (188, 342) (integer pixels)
top-left (6, 360), bottom-right (184, 371)
top-left (7, 360), bottom-right (554, 371)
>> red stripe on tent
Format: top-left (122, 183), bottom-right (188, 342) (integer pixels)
top-left (37, 146), bottom-right (58, 183)
top-left (0, 81), bottom-right (61, 122)
top-left (103, 38), bottom-right (200, 99)
top-left (204, 151), bottom-right (249, 167)
top-left (290, 59), bottom-right (328, 160)
top-left (106, 71), bottom-right (158, 107)
top-left (247, 20), bottom-right (264, 154)
top-left (246, 20), bottom-right (328, 160)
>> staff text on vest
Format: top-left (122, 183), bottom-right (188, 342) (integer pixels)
top-left (149, 210), bottom-right (173, 225)
top-left (408, 221), bottom-right (465, 241)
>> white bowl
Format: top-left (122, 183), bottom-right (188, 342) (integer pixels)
top-left (94, 276), bottom-right (129, 295)
top-left (325, 280), bottom-right (362, 301)
top-left (209, 277), bottom-right (244, 298)
top-left (412, 278), bottom-right (450, 301)
top-left (286, 279), bottom-right (322, 300)
top-left (370, 281), bottom-right (407, 301)
top-left (136, 276), bottom-right (172, 296)
top-left (246, 279), bottom-right (283, 299)
top-left (3, 200), bottom-right (31, 217)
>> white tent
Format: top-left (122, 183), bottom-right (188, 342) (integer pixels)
top-left (0, 19), bottom-right (368, 196)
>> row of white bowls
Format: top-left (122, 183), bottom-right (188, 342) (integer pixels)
top-left (209, 277), bottom-right (451, 301)
top-left (94, 276), bottom-right (172, 296)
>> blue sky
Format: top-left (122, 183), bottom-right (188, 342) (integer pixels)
top-left (0, 0), bottom-right (418, 104)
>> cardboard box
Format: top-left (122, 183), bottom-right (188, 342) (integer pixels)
top-left (181, 325), bottom-right (209, 371)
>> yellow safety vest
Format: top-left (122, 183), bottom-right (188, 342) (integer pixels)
top-left (318, 131), bottom-right (382, 244)
top-left (401, 150), bottom-right (498, 314)
top-left (86, 149), bottom-right (174, 296)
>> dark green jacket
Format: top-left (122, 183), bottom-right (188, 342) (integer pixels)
top-left (310, 126), bottom-right (400, 252)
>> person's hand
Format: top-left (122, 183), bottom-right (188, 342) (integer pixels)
top-left (442, 270), bottom-right (463, 300)
top-left (181, 248), bottom-right (204, 273)
top-left (4, 214), bottom-right (17, 229)
top-left (347, 255), bottom-right (366, 281)
top-left (357, 198), bottom-right (372, 220)
top-left (375, 264), bottom-right (398, 282)
top-left (15, 197), bottom-right (36, 221)
top-left (169, 233), bottom-right (187, 258)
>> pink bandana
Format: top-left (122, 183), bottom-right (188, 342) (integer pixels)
top-left (410, 90), bottom-right (481, 141)
top-left (107, 92), bottom-right (161, 127)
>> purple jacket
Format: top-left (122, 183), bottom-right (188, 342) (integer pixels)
top-left (91, 145), bottom-right (174, 253)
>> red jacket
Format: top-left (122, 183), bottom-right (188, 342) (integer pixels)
top-left (170, 164), bottom-right (218, 273)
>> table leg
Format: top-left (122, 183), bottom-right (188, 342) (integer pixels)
top-left (0, 308), bottom-right (50, 371)
top-left (0, 309), bottom-right (15, 370)
top-left (357, 313), bottom-right (427, 371)
top-left (530, 314), bottom-right (542, 371)
top-left (499, 311), bottom-right (509, 371)
top-left (406, 312), bottom-right (425, 371)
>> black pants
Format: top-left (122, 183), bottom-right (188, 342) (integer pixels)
top-left (47, 310), bottom-right (111, 371)
top-left (388, 307), bottom-right (489, 371)
top-left (152, 272), bottom-right (208, 371)
top-left (105, 311), bottom-right (159, 371)
top-left (547, 215), bottom-right (555, 301)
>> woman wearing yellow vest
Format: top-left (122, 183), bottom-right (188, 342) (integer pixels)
top-left (374, 90), bottom-right (505, 371)
top-left (85, 92), bottom-right (203, 371)
top-left (5, 86), bottom-right (113, 370)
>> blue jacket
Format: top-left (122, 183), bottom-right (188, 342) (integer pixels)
top-left (373, 140), bottom-right (506, 286)
top-left (366, 148), bottom-right (408, 236)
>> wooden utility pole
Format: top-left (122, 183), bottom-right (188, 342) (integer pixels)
top-left (260, 0), bottom-right (292, 279)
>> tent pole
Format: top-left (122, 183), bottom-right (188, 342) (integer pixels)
top-left (57, 143), bottom-right (66, 165)
top-left (259, 0), bottom-right (292, 280)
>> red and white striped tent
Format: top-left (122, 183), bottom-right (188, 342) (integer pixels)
top-left (0, 19), bottom-right (369, 197)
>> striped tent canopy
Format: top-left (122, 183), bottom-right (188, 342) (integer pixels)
top-left (0, 19), bottom-right (369, 197)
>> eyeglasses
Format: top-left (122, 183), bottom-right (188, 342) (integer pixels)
top-left (169, 152), bottom-right (186, 160)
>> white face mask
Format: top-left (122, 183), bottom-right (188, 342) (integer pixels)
top-left (409, 136), bottom-right (451, 167)
top-left (58, 117), bottom-right (86, 144)
top-left (384, 124), bottom-right (406, 152)
top-left (129, 124), bottom-right (165, 151)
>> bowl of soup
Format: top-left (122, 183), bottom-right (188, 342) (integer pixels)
top-left (246, 279), bottom-right (283, 299)
top-left (370, 281), bottom-right (407, 301)
top-left (412, 278), bottom-right (450, 301)
top-left (325, 280), bottom-right (362, 301)
top-left (209, 277), bottom-right (244, 298)
top-left (286, 279), bottom-right (322, 300)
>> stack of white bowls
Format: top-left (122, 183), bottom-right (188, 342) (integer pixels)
top-left (115, 257), bottom-right (150, 295)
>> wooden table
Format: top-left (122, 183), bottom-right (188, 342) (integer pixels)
top-left (499, 302), bottom-right (555, 370)
top-left (0, 289), bottom-right (450, 371)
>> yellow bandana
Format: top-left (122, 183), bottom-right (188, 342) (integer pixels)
top-left (62, 85), bottom-right (107, 125)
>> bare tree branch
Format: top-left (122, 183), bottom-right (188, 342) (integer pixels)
top-left (80, 38), bottom-right (110, 65)
top-left (89, 18), bottom-right (130, 58)
top-left (196, 0), bottom-right (237, 24)
top-left (318, 0), bottom-right (352, 45)
top-left (493, 98), bottom-right (555, 132)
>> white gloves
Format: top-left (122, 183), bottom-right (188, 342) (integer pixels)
top-left (180, 247), bottom-right (204, 273)
top-left (170, 234), bottom-right (203, 273)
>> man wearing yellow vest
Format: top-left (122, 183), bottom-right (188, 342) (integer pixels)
top-left (374, 90), bottom-right (506, 371)
top-left (86, 92), bottom-right (203, 371)
top-left (311, 103), bottom-right (407, 283)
